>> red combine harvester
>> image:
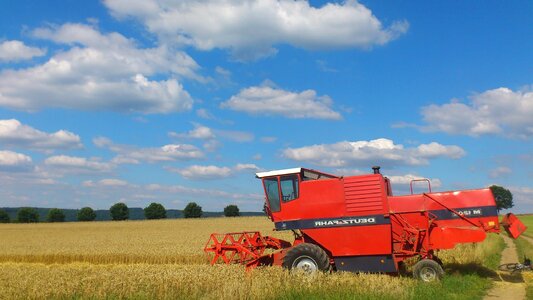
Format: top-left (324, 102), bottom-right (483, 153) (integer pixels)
top-left (204, 167), bottom-right (526, 281)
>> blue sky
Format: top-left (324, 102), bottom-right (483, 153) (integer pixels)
top-left (0, 0), bottom-right (531, 212)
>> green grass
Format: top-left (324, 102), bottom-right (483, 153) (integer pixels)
top-left (517, 214), bottom-right (533, 238)
top-left (411, 274), bottom-right (491, 300)
top-left (515, 215), bottom-right (533, 299)
top-left (410, 233), bottom-right (504, 300)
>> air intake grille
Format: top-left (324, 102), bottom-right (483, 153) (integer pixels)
top-left (344, 176), bottom-right (385, 214)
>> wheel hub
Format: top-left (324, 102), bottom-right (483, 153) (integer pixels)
top-left (420, 266), bottom-right (437, 282)
top-left (293, 256), bottom-right (318, 273)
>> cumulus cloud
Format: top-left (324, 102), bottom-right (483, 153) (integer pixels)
top-left (0, 23), bottom-right (198, 113)
top-left (94, 136), bottom-right (204, 164)
top-left (0, 150), bottom-right (33, 171)
top-left (196, 108), bottom-right (215, 120)
top-left (489, 166), bottom-right (512, 179)
top-left (0, 40), bottom-right (46, 62)
top-left (44, 155), bottom-right (115, 173)
top-left (83, 178), bottom-right (129, 187)
top-left (167, 163), bottom-right (261, 180)
top-left (170, 124), bottom-right (215, 140)
top-left (221, 84), bottom-right (341, 119)
top-left (104, 0), bottom-right (408, 60)
top-left (169, 123), bottom-right (254, 149)
top-left (283, 138), bottom-right (465, 167)
top-left (418, 87), bottom-right (533, 139)
top-left (0, 119), bottom-right (82, 151)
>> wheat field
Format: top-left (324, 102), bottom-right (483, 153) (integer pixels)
top-left (0, 217), bottom-right (503, 299)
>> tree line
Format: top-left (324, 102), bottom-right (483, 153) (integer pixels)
top-left (0, 202), bottom-right (241, 223)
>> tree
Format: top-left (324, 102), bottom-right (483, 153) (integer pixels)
top-left (224, 205), bottom-right (240, 217)
top-left (17, 207), bottom-right (39, 223)
top-left (183, 202), bottom-right (202, 218)
top-left (0, 209), bottom-right (10, 223)
top-left (110, 202), bottom-right (129, 221)
top-left (78, 207), bottom-right (96, 221)
top-left (144, 202), bottom-right (166, 219)
top-left (490, 185), bottom-right (514, 211)
top-left (47, 208), bottom-right (65, 222)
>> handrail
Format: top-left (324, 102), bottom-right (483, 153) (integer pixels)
top-left (410, 179), bottom-right (432, 194)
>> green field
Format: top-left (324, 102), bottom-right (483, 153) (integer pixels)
top-left (517, 214), bottom-right (533, 238)
top-left (515, 215), bottom-right (533, 298)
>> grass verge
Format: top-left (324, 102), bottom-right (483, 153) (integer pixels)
top-left (513, 237), bottom-right (533, 299)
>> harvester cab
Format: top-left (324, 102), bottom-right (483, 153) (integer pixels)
top-left (204, 166), bottom-right (527, 282)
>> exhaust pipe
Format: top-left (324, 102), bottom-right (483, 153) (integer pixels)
top-left (372, 166), bottom-right (381, 174)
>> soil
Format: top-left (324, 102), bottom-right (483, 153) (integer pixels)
top-left (483, 234), bottom-right (526, 300)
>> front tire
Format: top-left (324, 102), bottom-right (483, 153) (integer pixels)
top-left (282, 243), bottom-right (330, 273)
top-left (413, 259), bottom-right (444, 282)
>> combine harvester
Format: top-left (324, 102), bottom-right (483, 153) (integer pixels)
top-left (205, 167), bottom-right (526, 281)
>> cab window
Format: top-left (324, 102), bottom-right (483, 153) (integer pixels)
top-left (280, 175), bottom-right (299, 202)
top-left (264, 178), bottom-right (281, 212)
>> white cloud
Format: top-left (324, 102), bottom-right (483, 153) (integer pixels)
top-left (83, 178), bottom-right (129, 187)
top-left (0, 23), bottom-right (198, 113)
top-left (44, 155), bottom-right (114, 173)
top-left (0, 150), bottom-right (33, 171)
top-left (94, 136), bottom-right (204, 163)
top-left (215, 66), bottom-right (231, 77)
top-left (0, 119), bottom-right (82, 151)
top-left (419, 87), bottom-right (533, 139)
top-left (196, 108), bottom-right (215, 120)
top-left (216, 129), bottom-right (254, 142)
top-left (170, 124), bottom-right (215, 140)
top-left (167, 163), bottom-right (261, 180)
top-left (104, 0), bottom-right (408, 60)
top-left (0, 40), bottom-right (46, 62)
top-left (221, 84), bottom-right (341, 119)
top-left (172, 165), bottom-right (233, 180)
top-left (388, 174), bottom-right (442, 195)
top-left (283, 138), bottom-right (465, 167)
top-left (169, 123), bottom-right (254, 145)
top-left (234, 163), bottom-right (261, 172)
top-left (0, 169), bottom-right (264, 210)
top-left (489, 166), bottom-right (512, 179)
top-left (388, 174), bottom-right (441, 188)
top-left (334, 168), bottom-right (364, 176)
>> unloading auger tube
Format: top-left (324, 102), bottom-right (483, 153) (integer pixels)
top-left (204, 167), bottom-right (527, 281)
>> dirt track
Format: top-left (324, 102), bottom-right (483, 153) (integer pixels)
top-left (483, 234), bottom-right (526, 300)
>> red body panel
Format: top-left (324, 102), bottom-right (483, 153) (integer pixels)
top-left (272, 178), bottom-right (346, 222)
top-left (302, 225), bottom-right (392, 256)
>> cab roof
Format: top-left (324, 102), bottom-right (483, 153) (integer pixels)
top-left (255, 167), bottom-right (338, 179)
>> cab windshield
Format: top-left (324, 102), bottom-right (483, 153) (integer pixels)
top-left (264, 178), bottom-right (280, 212)
top-left (280, 175), bottom-right (299, 202)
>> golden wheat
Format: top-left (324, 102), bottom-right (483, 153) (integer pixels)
top-left (0, 217), bottom-right (292, 265)
top-left (0, 263), bottom-right (414, 300)
top-left (0, 217), bottom-right (504, 299)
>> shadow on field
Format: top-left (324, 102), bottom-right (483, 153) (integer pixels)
top-left (445, 263), bottom-right (524, 283)
top-left (445, 263), bottom-right (497, 278)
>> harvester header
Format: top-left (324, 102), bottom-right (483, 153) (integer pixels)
top-left (205, 167), bottom-right (526, 281)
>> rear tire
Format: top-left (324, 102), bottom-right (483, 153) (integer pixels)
top-left (282, 243), bottom-right (330, 273)
top-left (413, 259), bottom-right (444, 282)
top-left (498, 263), bottom-right (518, 271)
